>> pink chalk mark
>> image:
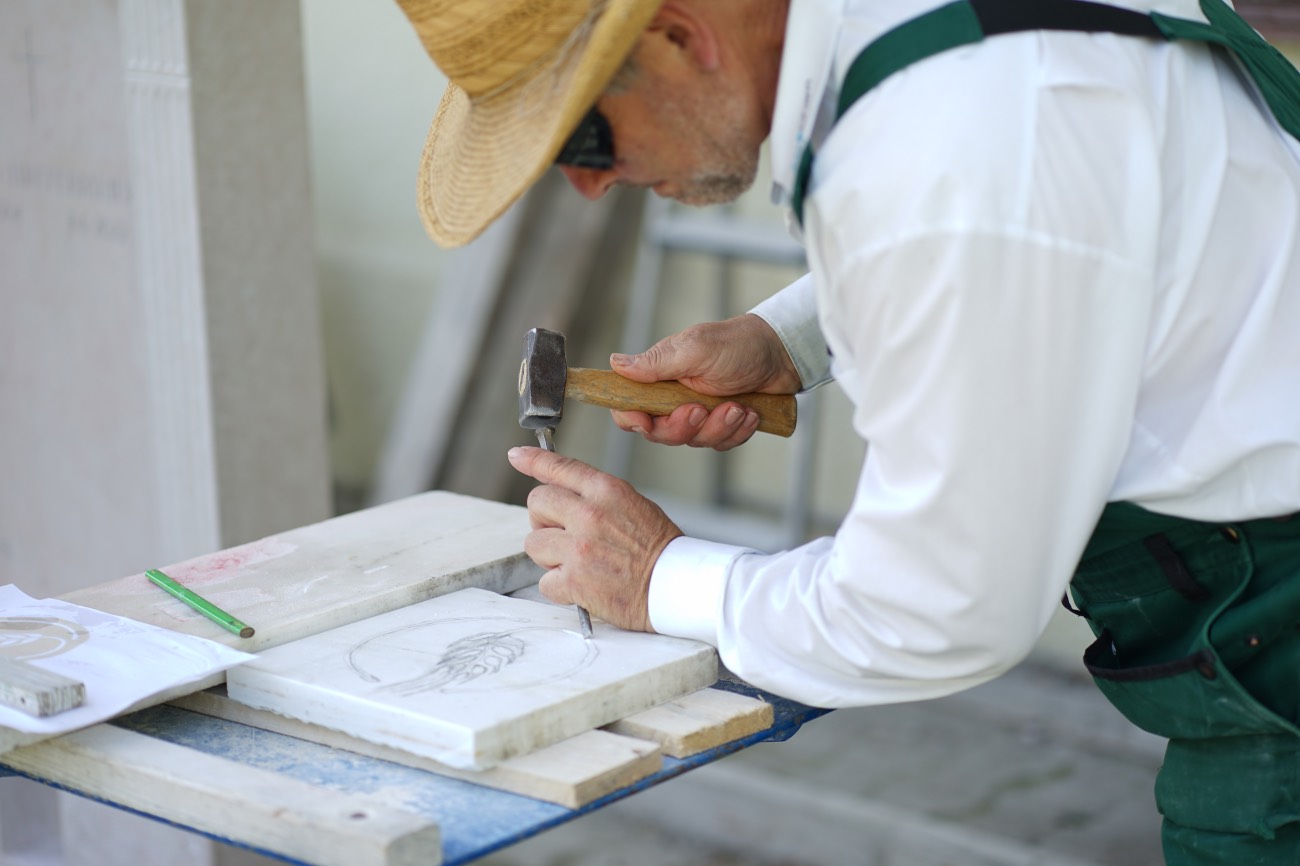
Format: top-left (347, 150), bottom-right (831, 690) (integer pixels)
top-left (167, 537), bottom-right (298, 586)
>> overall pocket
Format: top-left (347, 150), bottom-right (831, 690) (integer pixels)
top-left (1084, 636), bottom-right (1297, 739)
top-left (1072, 508), bottom-right (1300, 841)
top-left (1072, 525), bottom-right (1300, 741)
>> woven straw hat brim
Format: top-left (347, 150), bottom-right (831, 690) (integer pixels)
top-left (416, 0), bottom-right (661, 248)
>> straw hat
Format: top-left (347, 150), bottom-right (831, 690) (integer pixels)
top-left (396, 0), bottom-right (662, 247)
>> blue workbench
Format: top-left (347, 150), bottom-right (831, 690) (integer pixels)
top-left (0, 494), bottom-right (830, 865)
top-left (4, 676), bottom-right (827, 865)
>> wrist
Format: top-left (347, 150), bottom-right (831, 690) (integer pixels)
top-left (742, 313), bottom-right (803, 393)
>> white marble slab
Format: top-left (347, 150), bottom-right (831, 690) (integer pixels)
top-left (62, 491), bottom-right (539, 654)
top-left (227, 588), bottom-right (718, 770)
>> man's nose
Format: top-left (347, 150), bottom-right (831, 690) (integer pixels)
top-left (558, 165), bottom-right (618, 200)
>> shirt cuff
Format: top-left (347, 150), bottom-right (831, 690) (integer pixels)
top-left (749, 274), bottom-right (833, 390)
top-left (647, 536), bottom-right (755, 645)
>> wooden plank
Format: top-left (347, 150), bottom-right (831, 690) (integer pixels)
top-left (0, 657), bottom-right (85, 717)
top-left (226, 588), bottom-right (718, 770)
top-left (60, 491), bottom-right (539, 654)
top-left (1, 724), bottom-right (441, 866)
top-left (172, 685), bottom-right (662, 809)
top-left (604, 687), bottom-right (774, 758)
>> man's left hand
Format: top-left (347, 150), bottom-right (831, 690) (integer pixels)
top-left (507, 446), bottom-right (683, 633)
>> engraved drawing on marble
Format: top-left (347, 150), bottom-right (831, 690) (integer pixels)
top-left (226, 587), bottom-right (718, 769)
top-left (346, 616), bottom-right (600, 696)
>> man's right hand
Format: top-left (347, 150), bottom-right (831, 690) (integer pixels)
top-left (608, 313), bottom-right (802, 451)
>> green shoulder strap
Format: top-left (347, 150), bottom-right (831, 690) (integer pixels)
top-left (791, 0), bottom-right (1300, 225)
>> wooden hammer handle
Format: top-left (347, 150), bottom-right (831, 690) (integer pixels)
top-left (565, 368), bottom-right (797, 438)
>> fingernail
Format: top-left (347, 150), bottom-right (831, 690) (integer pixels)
top-left (611, 353), bottom-right (636, 367)
top-left (688, 407), bottom-right (707, 427)
top-left (507, 447), bottom-right (523, 460)
top-left (744, 411), bottom-right (760, 427)
top-left (725, 406), bottom-right (743, 425)
top-left (631, 425), bottom-right (648, 435)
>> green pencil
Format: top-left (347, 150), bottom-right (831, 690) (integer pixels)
top-left (145, 569), bottom-right (255, 639)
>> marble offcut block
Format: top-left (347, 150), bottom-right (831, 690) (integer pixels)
top-left (226, 588), bottom-right (718, 769)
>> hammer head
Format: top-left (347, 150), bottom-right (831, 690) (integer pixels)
top-left (518, 327), bottom-right (567, 434)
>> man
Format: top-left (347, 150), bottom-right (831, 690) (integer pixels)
top-left (395, 0), bottom-right (1300, 861)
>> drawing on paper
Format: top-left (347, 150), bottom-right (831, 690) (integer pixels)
top-left (346, 615), bottom-right (599, 696)
top-left (0, 617), bottom-right (90, 660)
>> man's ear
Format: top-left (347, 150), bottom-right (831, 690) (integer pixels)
top-left (646, 0), bottom-right (720, 71)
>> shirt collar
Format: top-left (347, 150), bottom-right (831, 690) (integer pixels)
top-left (767, 0), bottom-right (1209, 210)
top-left (769, 0), bottom-right (840, 210)
top-left (769, 0), bottom-right (959, 209)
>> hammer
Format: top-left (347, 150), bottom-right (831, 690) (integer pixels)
top-left (517, 327), bottom-right (797, 446)
top-left (517, 328), bottom-right (594, 639)
top-left (517, 327), bottom-right (797, 640)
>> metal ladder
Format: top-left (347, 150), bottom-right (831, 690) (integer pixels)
top-left (601, 195), bottom-right (822, 552)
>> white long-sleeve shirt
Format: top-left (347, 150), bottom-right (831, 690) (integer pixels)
top-left (647, 0), bottom-right (1300, 709)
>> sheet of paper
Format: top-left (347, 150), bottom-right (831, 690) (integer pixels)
top-left (0, 585), bottom-right (254, 739)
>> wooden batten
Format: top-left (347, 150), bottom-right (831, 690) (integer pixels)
top-left (171, 686), bottom-right (663, 809)
top-left (604, 687), bottom-right (774, 758)
top-left (3, 725), bottom-right (442, 866)
top-left (0, 658), bottom-right (85, 718)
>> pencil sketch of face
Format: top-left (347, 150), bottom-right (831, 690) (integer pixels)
top-left (346, 616), bottom-right (599, 696)
top-left (0, 617), bottom-right (91, 660)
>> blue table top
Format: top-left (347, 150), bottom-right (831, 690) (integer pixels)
top-left (5, 677), bottom-right (828, 865)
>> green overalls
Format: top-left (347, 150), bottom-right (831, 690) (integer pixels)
top-left (790, 1), bottom-right (1300, 862)
top-left (1073, 505), bottom-right (1300, 862)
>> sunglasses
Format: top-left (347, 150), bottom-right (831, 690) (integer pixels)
top-left (555, 108), bottom-right (615, 170)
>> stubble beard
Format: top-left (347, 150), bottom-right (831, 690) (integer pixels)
top-left (668, 86), bottom-right (762, 207)
top-left (673, 162), bottom-right (758, 206)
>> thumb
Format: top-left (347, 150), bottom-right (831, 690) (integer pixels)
top-left (609, 350), bottom-right (662, 384)
top-left (610, 336), bottom-right (697, 385)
